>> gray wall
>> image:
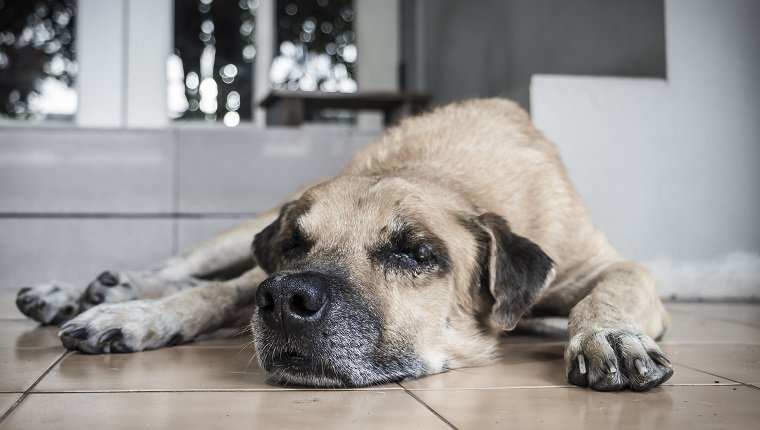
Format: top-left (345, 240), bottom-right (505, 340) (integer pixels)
top-left (0, 127), bottom-right (376, 290)
top-left (531, 0), bottom-right (760, 299)
top-left (406, 0), bottom-right (665, 108)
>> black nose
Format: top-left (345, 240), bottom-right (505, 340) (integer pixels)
top-left (255, 272), bottom-right (330, 336)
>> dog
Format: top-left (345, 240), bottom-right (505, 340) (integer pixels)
top-left (16, 98), bottom-right (673, 391)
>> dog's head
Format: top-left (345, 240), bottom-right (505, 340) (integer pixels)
top-left (250, 175), bottom-right (554, 387)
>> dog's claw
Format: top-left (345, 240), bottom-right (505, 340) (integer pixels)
top-left (635, 358), bottom-right (648, 375)
top-left (651, 352), bottom-right (672, 368)
top-left (578, 355), bottom-right (587, 374)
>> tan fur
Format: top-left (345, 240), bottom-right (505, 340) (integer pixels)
top-left (265, 99), bottom-right (669, 374)
top-left (29, 98), bottom-right (672, 391)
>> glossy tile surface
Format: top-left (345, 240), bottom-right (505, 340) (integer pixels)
top-left (0, 302), bottom-right (758, 428)
top-left (0, 321), bottom-right (60, 348)
top-left (2, 391), bottom-right (448, 430)
top-left (0, 348), bottom-right (64, 391)
top-left (0, 291), bottom-right (22, 319)
top-left (412, 386), bottom-right (760, 430)
top-left (0, 393), bottom-right (21, 417)
top-left (663, 344), bottom-right (760, 384)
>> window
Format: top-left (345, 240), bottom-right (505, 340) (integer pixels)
top-left (271, 0), bottom-right (357, 93)
top-left (171, 0), bottom-right (358, 126)
top-left (171, 0), bottom-right (257, 126)
top-left (0, 0), bottom-right (77, 121)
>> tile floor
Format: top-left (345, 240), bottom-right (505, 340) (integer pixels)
top-left (0, 292), bottom-right (758, 429)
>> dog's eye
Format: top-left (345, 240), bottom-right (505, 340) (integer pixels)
top-left (412, 244), bottom-right (432, 263)
top-left (393, 244), bottom-right (434, 266)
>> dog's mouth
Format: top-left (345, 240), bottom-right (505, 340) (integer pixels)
top-left (262, 349), bottom-right (348, 387)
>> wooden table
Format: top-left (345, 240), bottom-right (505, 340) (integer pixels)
top-left (259, 90), bottom-right (431, 126)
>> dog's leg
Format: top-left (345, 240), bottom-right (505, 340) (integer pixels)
top-left (16, 210), bottom-right (278, 325)
top-left (58, 267), bottom-right (266, 353)
top-left (563, 261), bottom-right (673, 391)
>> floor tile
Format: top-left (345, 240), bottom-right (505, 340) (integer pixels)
top-left (0, 291), bottom-right (23, 320)
top-left (662, 344), bottom-right (760, 384)
top-left (413, 386), bottom-right (760, 430)
top-left (1, 390), bottom-right (448, 430)
top-left (664, 311), bottom-right (760, 344)
top-left (34, 346), bottom-right (400, 392)
top-left (666, 302), bottom-right (760, 328)
top-left (0, 321), bottom-right (61, 348)
top-left (401, 343), bottom-right (736, 390)
top-left (0, 348), bottom-right (64, 391)
top-left (0, 393), bottom-right (22, 418)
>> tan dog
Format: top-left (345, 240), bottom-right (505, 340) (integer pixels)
top-left (17, 99), bottom-right (673, 391)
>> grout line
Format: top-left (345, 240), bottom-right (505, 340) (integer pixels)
top-left (671, 361), bottom-right (758, 389)
top-left (0, 212), bottom-right (259, 219)
top-left (28, 388), bottom-right (407, 394)
top-left (401, 384), bottom-right (458, 430)
top-left (0, 351), bottom-right (69, 424)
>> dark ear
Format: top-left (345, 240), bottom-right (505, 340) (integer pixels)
top-left (252, 217), bottom-right (281, 274)
top-left (474, 213), bottom-right (555, 331)
top-left (252, 202), bottom-right (296, 274)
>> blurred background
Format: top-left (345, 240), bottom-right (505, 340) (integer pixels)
top-left (0, 0), bottom-right (758, 300)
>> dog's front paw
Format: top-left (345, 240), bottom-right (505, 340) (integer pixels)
top-left (565, 328), bottom-right (673, 391)
top-left (58, 300), bottom-right (184, 354)
top-left (81, 271), bottom-right (140, 308)
top-left (16, 283), bottom-right (81, 324)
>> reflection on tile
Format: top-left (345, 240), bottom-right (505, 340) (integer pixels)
top-left (0, 393), bottom-right (22, 417)
top-left (403, 343), bottom-right (568, 389)
top-left (4, 391), bottom-right (447, 430)
top-left (176, 218), bottom-right (253, 254)
top-left (665, 311), bottom-right (760, 344)
top-left (413, 386), bottom-right (760, 430)
top-left (401, 343), bottom-right (735, 390)
top-left (34, 346), bottom-right (267, 392)
top-left (0, 321), bottom-right (61, 348)
top-left (0, 219), bottom-right (173, 288)
top-left (34, 346), bottom-right (399, 392)
top-left (0, 129), bottom-right (174, 213)
top-left (176, 128), bottom-right (372, 213)
top-left (663, 344), bottom-right (760, 384)
top-left (0, 347), bottom-right (64, 391)
top-left (666, 302), bottom-right (760, 328)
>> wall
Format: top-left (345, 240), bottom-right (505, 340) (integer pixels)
top-left (0, 127), bottom-right (376, 290)
top-left (407, 0), bottom-right (666, 108)
top-left (531, 0), bottom-right (760, 299)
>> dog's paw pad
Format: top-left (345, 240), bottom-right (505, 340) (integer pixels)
top-left (565, 329), bottom-right (674, 391)
top-left (82, 271), bottom-right (138, 307)
top-left (16, 283), bottom-right (81, 325)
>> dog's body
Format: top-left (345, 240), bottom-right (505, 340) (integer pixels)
top-left (16, 99), bottom-right (673, 390)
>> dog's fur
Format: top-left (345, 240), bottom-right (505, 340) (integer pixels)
top-left (16, 99), bottom-right (673, 391)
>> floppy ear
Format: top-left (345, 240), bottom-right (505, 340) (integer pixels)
top-left (474, 213), bottom-right (555, 331)
top-left (252, 218), bottom-right (281, 274)
top-left (252, 203), bottom-right (295, 274)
